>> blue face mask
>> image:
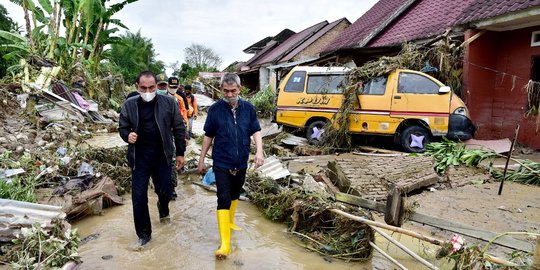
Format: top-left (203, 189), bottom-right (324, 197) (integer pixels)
top-left (156, 89), bottom-right (167, 95)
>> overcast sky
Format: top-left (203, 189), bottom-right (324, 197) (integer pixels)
top-left (3, 0), bottom-right (377, 72)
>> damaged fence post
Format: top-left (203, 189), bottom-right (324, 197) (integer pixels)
top-left (498, 124), bottom-right (519, 195)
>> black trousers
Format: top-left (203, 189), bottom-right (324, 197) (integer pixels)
top-left (214, 167), bottom-right (246, 210)
top-left (131, 147), bottom-right (172, 239)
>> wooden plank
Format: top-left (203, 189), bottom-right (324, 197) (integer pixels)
top-left (336, 192), bottom-right (533, 252)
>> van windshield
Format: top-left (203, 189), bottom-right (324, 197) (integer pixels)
top-left (307, 74), bottom-right (347, 94)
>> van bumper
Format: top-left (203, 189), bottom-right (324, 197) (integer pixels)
top-left (447, 114), bottom-right (477, 141)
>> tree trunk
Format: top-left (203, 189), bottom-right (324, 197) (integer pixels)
top-left (88, 17), bottom-right (103, 62)
top-left (22, 1), bottom-right (33, 51)
top-left (47, 1), bottom-right (58, 59)
top-left (71, 11), bottom-right (84, 60)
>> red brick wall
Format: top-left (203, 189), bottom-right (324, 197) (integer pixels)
top-left (463, 27), bottom-right (540, 149)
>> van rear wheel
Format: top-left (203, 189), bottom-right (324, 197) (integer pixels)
top-left (306, 120), bottom-right (326, 145)
top-left (400, 126), bottom-right (431, 153)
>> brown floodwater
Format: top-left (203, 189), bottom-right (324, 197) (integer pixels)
top-left (72, 115), bottom-right (449, 270)
top-left (73, 175), bottom-right (446, 270)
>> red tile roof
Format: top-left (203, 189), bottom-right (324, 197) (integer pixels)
top-left (322, 0), bottom-right (411, 53)
top-left (251, 21), bottom-right (328, 66)
top-left (368, 0), bottom-right (472, 47)
top-left (281, 18), bottom-right (350, 62)
top-left (455, 0), bottom-right (540, 24)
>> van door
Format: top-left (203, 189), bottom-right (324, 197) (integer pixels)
top-left (390, 71), bottom-right (451, 135)
top-left (353, 76), bottom-right (395, 134)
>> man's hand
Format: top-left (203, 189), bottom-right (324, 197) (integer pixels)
top-left (197, 159), bottom-right (207, 174)
top-left (128, 132), bottom-right (138, 144)
top-left (194, 115), bottom-right (197, 120)
top-left (175, 156), bottom-right (184, 171)
top-left (254, 151), bottom-right (264, 168)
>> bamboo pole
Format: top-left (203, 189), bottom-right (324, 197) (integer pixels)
top-left (370, 241), bottom-right (408, 270)
top-left (330, 208), bottom-right (519, 267)
top-left (498, 124), bottom-right (519, 195)
top-left (372, 226), bottom-right (439, 270)
top-left (330, 209), bottom-right (444, 245)
top-left (534, 236), bottom-right (540, 268)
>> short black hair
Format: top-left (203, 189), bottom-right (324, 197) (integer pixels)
top-left (135, 71), bottom-right (157, 84)
top-left (184, 85), bottom-right (192, 91)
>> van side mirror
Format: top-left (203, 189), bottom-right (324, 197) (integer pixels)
top-left (439, 86), bottom-right (451, 94)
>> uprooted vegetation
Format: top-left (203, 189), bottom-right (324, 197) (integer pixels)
top-left (425, 138), bottom-right (540, 186)
top-left (244, 172), bottom-right (374, 261)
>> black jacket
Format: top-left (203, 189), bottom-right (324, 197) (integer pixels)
top-left (119, 94), bottom-right (186, 168)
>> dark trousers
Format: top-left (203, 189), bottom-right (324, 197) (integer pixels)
top-left (214, 167), bottom-right (246, 210)
top-left (131, 147), bottom-right (172, 239)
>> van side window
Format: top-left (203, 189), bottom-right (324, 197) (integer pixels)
top-left (361, 76), bottom-right (387, 95)
top-left (307, 75), bottom-right (346, 94)
top-left (284, 71), bottom-right (306, 92)
top-left (398, 72), bottom-right (439, 94)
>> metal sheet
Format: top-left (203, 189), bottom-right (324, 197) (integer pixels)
top-left (0, 198), bottom-right (65, 241)
top-left (256, 156), bottom-right (290, 180)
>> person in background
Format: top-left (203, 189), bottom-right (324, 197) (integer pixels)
top-left (197, 72), bottom-right (264, 259)
top-left (156, 73), bottom-right (168, 95)
top-left (118, 71), bottom-right (186, 248)
top-left (165, 76), bottom-right (190, 200)
top-left (184, 85), bottom-right (198, 138)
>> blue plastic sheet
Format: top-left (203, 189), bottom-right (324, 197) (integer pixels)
top-left (202, 167), bottom-right (215, 185)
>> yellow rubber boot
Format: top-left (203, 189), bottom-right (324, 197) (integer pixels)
top-left (215, 210), bottom-right (231, 259)
top-left (229, 200), bottom-right (242, 231)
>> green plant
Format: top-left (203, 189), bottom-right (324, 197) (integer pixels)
top-left (425, 138), bottom-right (496, 174)
top-left (247, 85), bottom-right (276, 118)
top-left (10, 221), bottom-right (80, 269)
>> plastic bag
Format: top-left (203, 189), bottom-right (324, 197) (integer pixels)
top-left (202, 167), bottom-right (215, 185)
top-left (78, 162), bottom-right (94, 176)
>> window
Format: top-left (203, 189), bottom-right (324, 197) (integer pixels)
top-left (531, 31), bottom-right (540, 47)
top-left (398, 72), bottom-right (440, 94)
top-left (306, 74), bottom-right (346, 94)
top-left (284, 71), bottom-right (306, 92)
top-left (360, 76), bottom-right (387, 95)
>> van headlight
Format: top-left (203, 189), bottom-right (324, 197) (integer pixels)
top-left (453, 107), bottom-right (468, 116)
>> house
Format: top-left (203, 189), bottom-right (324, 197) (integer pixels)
top-left (239, 18), bottom-right (351, 92)
top-left (458, 1), bottom-right (540, 148)
top-left (319, 0), bottom-right (540, 149)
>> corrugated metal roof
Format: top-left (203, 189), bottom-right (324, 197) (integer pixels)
top-left (281, 134), bottom-right (307, 146)
top-left (0, 198), bottom-right (66, 241)
top-left (256, 156), bottom-right (290, 180)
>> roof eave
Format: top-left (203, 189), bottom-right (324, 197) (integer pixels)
top-left (470, 6), bottom-right (540, 32)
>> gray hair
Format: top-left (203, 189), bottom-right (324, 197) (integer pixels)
top-left (220, 72), bottom-right (241, 87)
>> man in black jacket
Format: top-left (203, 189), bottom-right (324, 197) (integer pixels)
top-left (119, 71), bottom-right (186, 248)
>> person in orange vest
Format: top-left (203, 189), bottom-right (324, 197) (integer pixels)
top-left (184, 85), bottom-right (198, 139)
top-left (167, 77), bottom-right (189, 128)
top-left (162, 76), bottom-right (189, 200)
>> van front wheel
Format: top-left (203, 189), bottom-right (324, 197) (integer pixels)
top-left (306, 120), bottom-right (326, 145)
top-left (400, 126), bottom-right (431, 153)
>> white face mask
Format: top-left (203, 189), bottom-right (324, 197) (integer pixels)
top-left (223, 96), bottom-right (239, 105)
top-left (167, 88), bottom-right (177, 95)
top-left (139, 91), bottom-right (156, 102)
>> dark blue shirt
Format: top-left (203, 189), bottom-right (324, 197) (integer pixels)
top-left (204, 99), bottom-right (261, 169)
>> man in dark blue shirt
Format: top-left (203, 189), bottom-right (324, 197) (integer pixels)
top-left (198, 73), bottom-right (264, 259)
top-left (119, 71), bottom-right (186, 249)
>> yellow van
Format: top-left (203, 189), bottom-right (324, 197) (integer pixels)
top-left (275, 66), bottom-right (476, 152)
